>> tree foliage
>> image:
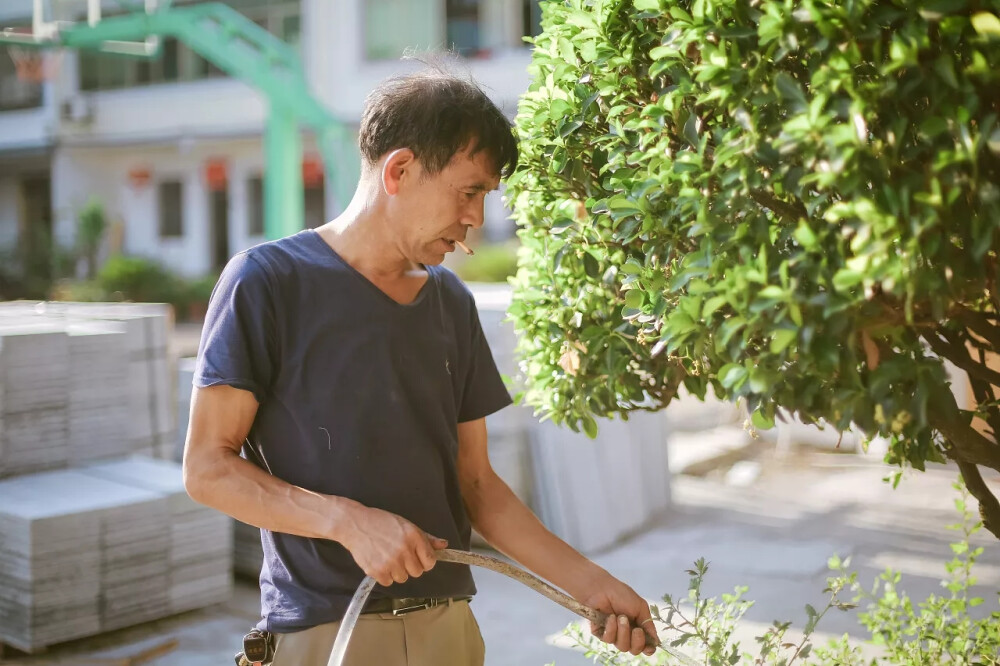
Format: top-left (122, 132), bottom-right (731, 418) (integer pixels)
top-left (506, 0), bottom-right (1000, 535)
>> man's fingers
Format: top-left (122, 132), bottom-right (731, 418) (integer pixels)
top-left (629, 626), bottom-right (646, 655)
top-left (427, 533), bottom-right (449, 550)
top-left (601, 615), bottom-right (618, 644)
top-left (615, 615), bottom-right (631, 652)
top-left (404, 554), bottom-right (426, 579)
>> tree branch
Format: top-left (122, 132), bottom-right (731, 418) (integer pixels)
top-left (927, 392), bottom-right (1000, 473)
top-left (748, 190), bottom-right (808, 223)
top-left (923, 332), bottom-right (1000, 388)
top-left (957, 461), bottom-right (1000, 540)
top-left (956, 307), bottom-right (1000, 352)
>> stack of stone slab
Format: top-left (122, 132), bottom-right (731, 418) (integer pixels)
top-left (0, 301), bottom-right (174, 475)
top-left (0, 322), bottom-right (70, 477)
top-left (0, 469), bottom-right (170, 652)
top-left (67, 321), bottom-right (131, 465)
top-left (0, 301), bottom-right (236, 653)
top-left (232, 520), bottom-right (264, 578)
top-left (81, 457), bottom-right (233, 615)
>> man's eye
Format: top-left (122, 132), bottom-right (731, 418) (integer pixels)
top-left (462, 191), bottom-right (477, 198)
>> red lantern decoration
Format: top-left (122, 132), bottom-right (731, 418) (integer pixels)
top-left (302, 155), bottom-right (324, 188)
top-left (127, 166), bottom-right (152, 190)
top-left (204, 158), bottom-right (229, 191)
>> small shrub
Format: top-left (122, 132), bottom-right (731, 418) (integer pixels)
top-left (565, 484), bottom-right (999, 665)
top-left (97, 255), bottom-right (183, 305)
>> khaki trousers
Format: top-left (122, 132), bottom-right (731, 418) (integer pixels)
top-left (270, 599), bottom-right (485, 666)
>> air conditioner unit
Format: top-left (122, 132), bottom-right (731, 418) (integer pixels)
top-left (61, 95), bottom-right (93, 123)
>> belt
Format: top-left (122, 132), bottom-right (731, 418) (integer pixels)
top-left (362, 596), bottom-right (473, 616)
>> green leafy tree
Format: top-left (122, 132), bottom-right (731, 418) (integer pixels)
top-left (77, 198), bottom-right (106, 280)
top-left (507, 0), bottom-right (1000, 536)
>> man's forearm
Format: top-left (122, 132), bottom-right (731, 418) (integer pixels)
top-left (185, 446), bottom-right (362, 543)
top-left (465, 470), bottom-right (609, 600)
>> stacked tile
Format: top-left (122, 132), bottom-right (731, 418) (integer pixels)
top-left (234, 520), bottom-right (264, 578)
top-left (81, 456), bottom-right (233, 614)
top-left (0, 323), bottom-right (70, 478)
top-left (0, 470), bottom-right (169, 652)
top-left (60, 304), bottom-right (175, 459)
top-left (66, 321), bottom-right (131, 465)
top-left (174, 356), bottom-right (197, 462)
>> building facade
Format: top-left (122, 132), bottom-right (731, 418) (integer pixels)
top-left (0, 0), bottom-right (534, 284)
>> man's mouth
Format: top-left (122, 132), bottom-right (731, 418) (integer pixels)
top-left (442, 238), bottom-right (474, 255)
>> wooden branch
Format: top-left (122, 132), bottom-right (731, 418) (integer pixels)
top-left (923, 332), bottom-right (1000, 388)
top-left (956, 307), bottom-right (1000, 352)
top-left (748, 190), bottom-right (808, 223)
top-left (928, 398), bottom-right (1000, 472)
top-left (957, 461), bottom-right (1000, 540)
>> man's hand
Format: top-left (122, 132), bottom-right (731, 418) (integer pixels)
top-left (340, 505), bottom-right (448, 587)
top-left (582, 574), bottom-right (659, 657)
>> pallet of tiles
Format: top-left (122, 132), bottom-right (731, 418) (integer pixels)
top-left (67, 321), bottom-right (131, 465)
top-left (0, 324), bottom-right (69, 478)
top-left (233, 520), bottom-right (264, 578)
top-left (0, 469), bottom-right (169, 652)
top-left (81, 456), bottom-right (233, 614)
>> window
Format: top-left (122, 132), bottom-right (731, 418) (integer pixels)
top-left (77, 0), bottom-right (300, 91)
top-left (446, 0), bottom-right (480, 56)
top-left (304, 183), bottom-right (325, 230)
top-left (158, 181), bottom-right (184, 238)
top-left (365, 0), bottom-right (539, 61)
top-left (247, 175), bottom-right (264, 236)
top-left (523, 0), bottom-right (543, 39)
top-left (364, 0), bottom-right (439, 61)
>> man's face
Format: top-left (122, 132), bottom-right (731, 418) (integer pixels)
top-left (388, 146), bottom-right (501, 266)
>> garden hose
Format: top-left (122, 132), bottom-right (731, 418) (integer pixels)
top-left (327, 548), bottom-right (698, 666)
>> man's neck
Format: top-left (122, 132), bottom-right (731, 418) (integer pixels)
top-left (315, 188), bottom-right (422, 283)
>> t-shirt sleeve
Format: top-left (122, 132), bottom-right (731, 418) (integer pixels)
top-left (458, 298), bottom-right (513, 423)
top-left (194, 251), bottom-right (277, 403)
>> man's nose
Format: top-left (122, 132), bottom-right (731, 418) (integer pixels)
top-left (463, 200), bottom-right (485, 229)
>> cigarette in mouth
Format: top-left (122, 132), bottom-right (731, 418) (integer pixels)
top-left (456, 241), bottom-right (474, 256)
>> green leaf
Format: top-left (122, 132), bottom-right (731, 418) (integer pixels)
top-left (794, 222), bottom-right (818, 249)
top-left (971, 12), bottom-right (1000, 38)
top-left (720, 364), bottom-right (749, 389)
top-left (752, 409), bottom-right (775, 429)
top-left (832, 269), bottom-right (863, 291)
top-left (759, 285), bottom-right (785, 300)
top-left (770, 329), bottom-right (797, 353)
top-left (632, 0), bottom-right (661, 12)
top-left (581, 414), bottom-right (599, 438)
top-left (624, 289), bottom-right (645, 309)
top-left (775, 72), bottom-right (808, 111)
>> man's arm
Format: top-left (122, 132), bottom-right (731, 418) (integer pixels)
top-left (183, 384), bottom-right (446, 586)
top-left (456, 417), bottom-right (658, 657)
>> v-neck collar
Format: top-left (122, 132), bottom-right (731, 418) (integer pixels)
top-left (303, 229), bottom-right (434, 308)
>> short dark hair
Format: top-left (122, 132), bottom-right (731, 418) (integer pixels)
top-left (359, 67), bottom-right (519, 178)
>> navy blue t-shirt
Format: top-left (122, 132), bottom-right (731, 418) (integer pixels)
top-left (193, 229), bottom-right (512, 632)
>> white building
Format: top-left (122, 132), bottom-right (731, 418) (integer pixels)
top-left (0, 0), bottom-right (534, 284)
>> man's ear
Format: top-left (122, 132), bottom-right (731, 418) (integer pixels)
top-left (381, 148), bottom-right (417, 196)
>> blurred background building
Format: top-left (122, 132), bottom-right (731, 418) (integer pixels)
top-left (0, 0), bottom-right (534, 297)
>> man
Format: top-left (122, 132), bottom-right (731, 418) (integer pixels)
top-left (183, 67), bottom-right (659, 665)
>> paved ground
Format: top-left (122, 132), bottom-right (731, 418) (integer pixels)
top-left (3, 443), bottom-right (997, 665)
